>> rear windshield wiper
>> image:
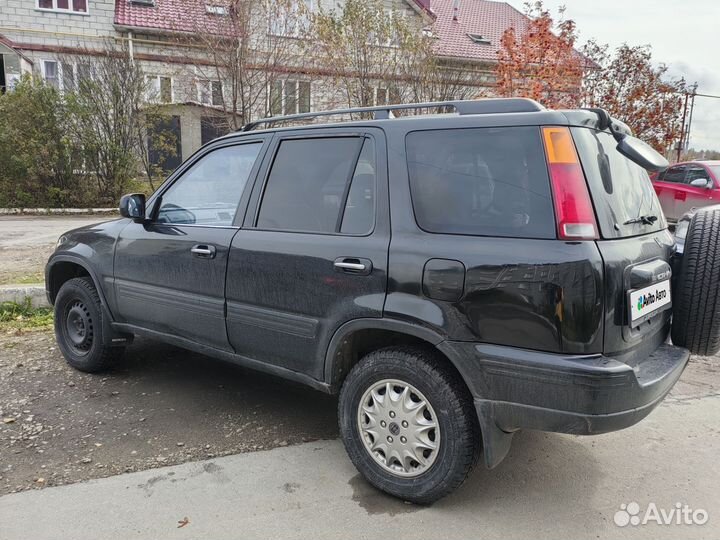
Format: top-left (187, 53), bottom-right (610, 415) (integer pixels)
top-left (624, 215), bottom-right (658, 226)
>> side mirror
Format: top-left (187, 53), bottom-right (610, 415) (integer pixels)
top-left (119, 193), bottom-right (146, 221)
top-left (690, 178), bottom-right (712, 188)
top-left (615, 135), bottom-right (669, 172)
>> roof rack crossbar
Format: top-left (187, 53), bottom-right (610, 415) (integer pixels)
top-left (239, 98), bottom-right (544, 132)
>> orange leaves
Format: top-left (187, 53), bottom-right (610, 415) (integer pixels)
top-left (581, 42), bottom-right (688, 154)
top-left (496, 2), bottom-right (689, 155)
top-left (495, 2), bottom-right (583, 109)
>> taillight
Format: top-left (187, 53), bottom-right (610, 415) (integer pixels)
top-left (542, 126), bottom-right (599, 240)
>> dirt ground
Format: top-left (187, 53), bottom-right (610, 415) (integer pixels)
top-left (0, 330), bottom-right (338, 495)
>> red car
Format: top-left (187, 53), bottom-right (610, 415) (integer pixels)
top-left (651, 160), bottom-right (720, 222)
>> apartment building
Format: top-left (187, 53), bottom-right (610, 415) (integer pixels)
top-left (0, 0), bottom-right (532, 162)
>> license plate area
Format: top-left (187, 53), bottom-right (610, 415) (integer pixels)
top-left (627, 279), bottom-right (672, 328)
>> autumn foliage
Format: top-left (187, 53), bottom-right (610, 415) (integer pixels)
top-left (581, 42), bottom-right (687, 154)
top-left (496, 1), bottom-right (689, 154)
top-left (496, 2), bottom-right (583, 109)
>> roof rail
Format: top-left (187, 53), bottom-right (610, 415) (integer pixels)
top-left (239, 98), bottom-right (545, 132)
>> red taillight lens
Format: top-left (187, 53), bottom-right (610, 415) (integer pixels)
top-left (542, 127), bottom-right (598, 240)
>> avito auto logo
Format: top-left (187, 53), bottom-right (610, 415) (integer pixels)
top-left (637, 288), bottom-right (668, 312)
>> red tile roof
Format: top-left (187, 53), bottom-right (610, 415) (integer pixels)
top-left (113, 0), bottom-right (531, 62)
top-left (114, 0), bottom-right (229, 34)
top-left (431, 0), bottom-right (530, 62)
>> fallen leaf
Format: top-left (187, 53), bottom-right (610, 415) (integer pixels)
top-left (177, 517), bottom-right (189, 528)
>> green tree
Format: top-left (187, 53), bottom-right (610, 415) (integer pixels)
top-left (312, 0), bottom-right (428, 110)
top-left (65, 40), bottom-right (153, 203)
top-left (0, 76), bottom-right (79, 207)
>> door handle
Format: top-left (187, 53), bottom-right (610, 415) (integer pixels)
top-left (191, 244), bottom-right (216, 259)
top-left (334, 257), bottom-right (372, 275)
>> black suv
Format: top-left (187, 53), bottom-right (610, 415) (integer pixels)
top-left (46, 99), bottom-right (720, 503)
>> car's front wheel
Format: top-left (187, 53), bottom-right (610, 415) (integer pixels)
top-left (54, 277), bottom-right (125, 372)
top-left (338, 346), bottom-right (480, 504)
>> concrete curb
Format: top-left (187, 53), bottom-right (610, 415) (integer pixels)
top-left (0, 285), bottom-right (49, 308)
top-left (0, 208), bottom-right (117, 216)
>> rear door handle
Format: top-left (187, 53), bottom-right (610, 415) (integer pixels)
top-left (334, 257), bottom-right (372, 275)
top-left (191, 244), bottom-right (216, 259)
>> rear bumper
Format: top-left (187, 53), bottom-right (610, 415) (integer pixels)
top-left (439, 340), bottom-right (689, 467)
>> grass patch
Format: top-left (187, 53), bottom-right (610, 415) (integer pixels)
top-left (0, 271), bottom-right (45, 286)
top-left (0, 299), bottom-right (53, 330)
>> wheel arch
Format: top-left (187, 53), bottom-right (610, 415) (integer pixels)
top-left (46, 256), bottom-right (112, 320)
top-left (323, 318), bottom-right (467, 394)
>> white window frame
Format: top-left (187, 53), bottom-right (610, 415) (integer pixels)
top-left (268, 0), bottom-right (313, 38)
top-left (372, 86), bottom-right (400, 107)
top-left (268, 79), bottom-right (311, 116)
top-left (205, 4), bottom-right (228, 15)
top-left (385, 9), bottom-right (405, 48)
top-left (41, 59), bottom-right (93, 93)
top-left (197, 79), bottom-right (223, 107)
top-left (146, 75), bottom-right (174, 104)
top-left (35, 0), bottom-right (90, 15)
top-left (373, 87), bottom-right (388, 107)
top-left (41, 59), bottom-right (60, 89)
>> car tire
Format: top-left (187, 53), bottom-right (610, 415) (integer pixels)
top-left (338, 346), bottom-right (480, 504)
top-left (671, 207), bottom-right (720, 355)
top-left (54, 277), bottom-right (125, 372)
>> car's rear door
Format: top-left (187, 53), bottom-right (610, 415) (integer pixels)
top-left (113, 136), bottom-right (268, 350)
top-left (225, 127), bottom-right (389, 380)
top-left (675, 164), bottom-right (718, 216)
top-left (652, 164), bottom-right (687, 221)
top-left (572, 127), bottom-right (673, 358)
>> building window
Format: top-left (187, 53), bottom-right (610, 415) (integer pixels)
top-left (268, 0), bottom-right (313, 37)
top-left (37, 0), bottom-right (88, 14)
top-left (42, 60), bottom-right (59, 89)
top-left (146, 75), bottom-right (173, 103)
top-left (42, 60), bottom-right (92, 92)
top-left (368, 9), bottom-right (404, 47)
top-left (197, 79), bottom-right (223, 106)
top-left (205, 4), bottom-right (228, 15)
top-left (1, 54), bottom-right (22, 93)
top-left (372, 86), bottom-right (400, 106)
top-left (201, 116), bottom-right (229, 145)
top-left (61, 61), bottom-right (76, 92)
top-left (269, 80), bottom-right (311, 116)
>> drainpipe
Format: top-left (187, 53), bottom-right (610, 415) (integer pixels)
top-left (128, 31), bottom-right (134, 64)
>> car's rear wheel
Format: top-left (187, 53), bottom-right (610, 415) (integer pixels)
top-left (672, 207), bottom-right (720, 355)
top-left (338, 346), bottom-right (480, 504)
top-left (54, 277), bottom-right (125, 372)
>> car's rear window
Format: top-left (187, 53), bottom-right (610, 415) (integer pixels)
top-left (571, 127), bottom-right (665, 238)
top-left (406, 127), bottom-right (556, 239)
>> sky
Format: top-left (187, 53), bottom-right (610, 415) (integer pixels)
top-left (504, 0), bottom-right (720, 152)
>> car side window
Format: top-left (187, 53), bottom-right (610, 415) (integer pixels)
top-left (660, 165), bottom-right (687, 183)
top-left (686, 166), bottom-right (710, 184)
top-left (156, 143), bottom-right (262, 226)
top-left (406, 127), bottom-right (555, 239)
top-left (257, 137), bottom-right (376, 234)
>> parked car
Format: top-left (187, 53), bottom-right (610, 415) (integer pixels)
top-left (651, 160), bottom-right (720, 222)
top-left (46, 99), bottom-right (720, 504)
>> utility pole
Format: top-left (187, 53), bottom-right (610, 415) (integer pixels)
top-left (685, 83), bottom-right (698, 151)
top-left (677, 90), bottom-right (690, 163)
